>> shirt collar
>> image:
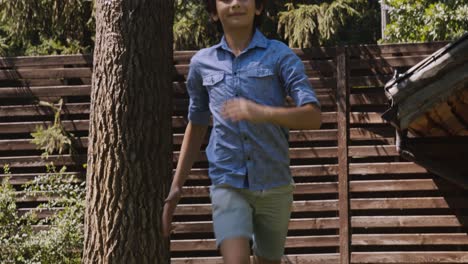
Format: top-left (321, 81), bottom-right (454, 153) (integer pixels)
top-left (214, 29), bottom-right (268, 53)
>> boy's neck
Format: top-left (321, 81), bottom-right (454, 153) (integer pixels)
top-left (224, 26), bottom-right (255, 57)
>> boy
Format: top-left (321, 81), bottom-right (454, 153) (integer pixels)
top-left (163, 0), bottom-right (321, 263)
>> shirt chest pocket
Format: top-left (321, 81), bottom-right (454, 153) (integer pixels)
top-left (245, 67), bottom-right (278, 102)
top-left (203, 72), bottom-right (226, 106)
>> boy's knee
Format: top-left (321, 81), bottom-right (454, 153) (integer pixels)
top-left (220, 237), bottom-right (251, 264)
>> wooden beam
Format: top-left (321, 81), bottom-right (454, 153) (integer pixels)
top-left (351, 252), bottom-right (468, 263)
top-left (336, 46), bottom-right (350, 264)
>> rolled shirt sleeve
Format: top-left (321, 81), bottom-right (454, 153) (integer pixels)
top-left (279, 48), bottom-right (321, 108)
top-left (186, 59), bottom-right (210, 125)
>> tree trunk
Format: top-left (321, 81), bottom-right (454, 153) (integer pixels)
top-left (83, 0), bottom-right (173, 263)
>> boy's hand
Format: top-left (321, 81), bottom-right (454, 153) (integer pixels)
top-left (222, 98), bottom-right (271, 123)
top-left (162, 186), bottom-right (182, 237)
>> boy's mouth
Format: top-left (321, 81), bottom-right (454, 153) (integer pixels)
top-left (229, 13), bottom-right (246, 17)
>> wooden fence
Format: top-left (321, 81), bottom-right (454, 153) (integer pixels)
top-left (1, 42), bottom-right (468, 263)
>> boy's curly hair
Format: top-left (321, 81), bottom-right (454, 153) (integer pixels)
top-left (204, 0), bottom-right (267, 31)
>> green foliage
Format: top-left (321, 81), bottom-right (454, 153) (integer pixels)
top-left (0, 0), bottom-right (383, 53)
top-left (0, 164), bottom-right (84, 264)
top-left (277, 0), bottom-right (363, 47)
top-left (383, 0), bottom-right (468, 43)
top-left (0, 0), bottom-right (94, 56)
top-left (173, 0), bottom-right (379, 49)
top-left (173, 0), bottom-right (220, 50)
top-left (30, 99), bottom-right (74, 159)
top-left (1, 97), bottom-right (84, 262)
top-left (0, 165), bottom-right (37, 264)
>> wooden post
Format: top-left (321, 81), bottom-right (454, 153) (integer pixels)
top-left (336, 46), bottom-right (350, 264)
top-left (381, 0), bottom-right (389, 40)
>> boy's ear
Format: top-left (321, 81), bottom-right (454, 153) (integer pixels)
top-left (212, 13), bottom-right (219, 22)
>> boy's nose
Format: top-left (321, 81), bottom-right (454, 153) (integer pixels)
top-left (231, 0), bottom-right (241, 9)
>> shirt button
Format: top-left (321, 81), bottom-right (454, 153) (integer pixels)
top-left (247, 156), bottom-right (251, 161)
top-left (234, 72), bottom-right (237, 76)
top-left (243, 135), bottom-right (248, 140)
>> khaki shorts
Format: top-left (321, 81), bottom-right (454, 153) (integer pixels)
top-left (209, 183), bottom-right (294, 261)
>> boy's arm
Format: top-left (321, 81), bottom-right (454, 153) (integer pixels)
top-left (222, 98), bottom-right (321, 130)
top-left (163, 122), bottom-right (207, 237)
top-left (171, 122), bottom-right (208, 189)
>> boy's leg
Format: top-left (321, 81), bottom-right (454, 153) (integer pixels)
top-left (251, 183), bottom-right (294, 262)
top-left (220, 237), bottom-right (251, 264)
top-left (210, 185), bottom-right (254, 263)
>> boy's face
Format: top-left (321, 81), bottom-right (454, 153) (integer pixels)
top-left (212, 0), bottom-right (262, 31)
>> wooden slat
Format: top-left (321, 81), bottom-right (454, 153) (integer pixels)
top-left (178, 164), bottom-right (339, 181)
top-left (289, 147), bottom-right (338, 159)
top-left (350, 127), bottom-right (394, 141)
top-left (289, 129), bottom-right (338, 141)
top-left (350, 112), bottom-right (387, 124)
top-left (352, 215), bottom-right (468, 228)
top-left (309, 78), bottom-right (337, 89)
top-left (15, 192), bottom-right (60, 202)
top-left (171, 235), bottom-right (340, 251)
top-left (0, 139), bottom-right (40, 151)
top-left (350, 93), bottom-right (387, 106)
top-left (173, 147), bottom-right (340, 163)
top-left (174, 200), bottom-right (338, 216)
top-left (350, 55), bottom-right (429, 70)
top-left (172, 217), bottom-right (340, 234)
top-left (346, 42), bottom-right (448, 57)
top-left (0, 138), bottom-right (87, 151)
top-left (181, 182), bottom-right (338, 198)
top-left (0, 68), bottom-right (92, 80)
top-left (1, 119), bottom-right (162, 134)
top-left (349, 162), bottom-right (427, 175)
top-left (0, 103), bottom-right (90, 116)
top-left (292, 47), bottom-right (337, 59)
top-left (302, 60), bottom-right (336, 74)
top-left (0, 155), bottom-right (87, 168)
top-left (172, 254), bottom-right (340, 264)
top-left (289, 164), bottom-right (338, 177)
top-left (351, 197), bottom-right (468, 210)
top-left (0, 85), bottom-right (91, 98)
top-left (348, 145), bottom-right (398, 157)
top-left (352, 233), bottom-right (468, 245)
top-left (173, 129), bottom-right (339, 145)
top-left (351, 251), bottom-right (468, 263)
top-left (0, 78), bottom-right (91, 86)
top-left (17, 208), bottom-right (62, 218)
top-left (349, 179), bottom-right (452, 192)
top-left (1, 172), bottom-right (83, 185)
top-left (0, 55), bottom-right (92, 68)
top-left (349, 75), bottom-right (392, 87)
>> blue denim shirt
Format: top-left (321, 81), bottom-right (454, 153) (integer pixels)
top-left (187, 29), bottom-right (320, 190)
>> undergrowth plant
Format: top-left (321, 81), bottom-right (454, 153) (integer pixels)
top-left (0, 98), bottom-right (85, 263)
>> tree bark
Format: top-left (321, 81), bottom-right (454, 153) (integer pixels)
top-left (83, 0), bottom-right (173, 263)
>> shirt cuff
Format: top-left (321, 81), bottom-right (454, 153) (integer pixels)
top-left (188, 111), bottom-right (211, 125)
top-left (297, 97), bottom-right (321, 109)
